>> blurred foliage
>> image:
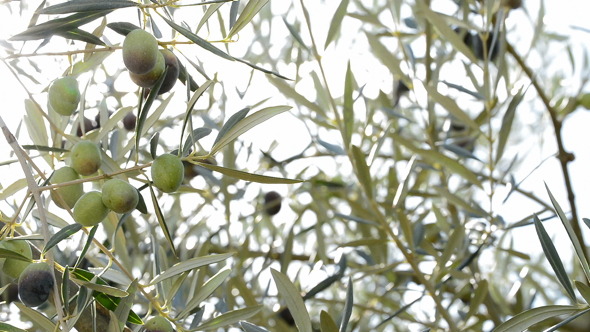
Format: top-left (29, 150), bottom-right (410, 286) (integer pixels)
top-left (1, 0), bottom-right (590, 331)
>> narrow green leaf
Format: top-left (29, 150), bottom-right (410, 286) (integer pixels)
top-left (10, 10), bottom-right (112, 41)
top-left (136, 67), bottom-right (169, 153)
top-left (545, 184), bottom-right (590, 282)
top-left (465, 279), bottom-right (489, 321)
top-left (232, 56), bottom-right (291, 80)
top-left (178, 268), bottom-right (232, 319)
top-left (575, 281), bottom-right (590, 304)
top-left (74, 224), bottom-right (98, 268)
top-left (534, 214), bottom-right (576, 301)
top-left (197, 3), bottom-right (223, 33)
top-left (283, 18), bottom-right (308, 51)
top-left (320, 311), bottom-right (339, 332)
top-left (43, 223), bottom-right (83, 254)
top-left (163, 17), bottom-right (234, 61)
top-left (496, 89), bottom-right (524, 162)
top-left (343, 61), bottom-right (354, 148)
top-left (106, 22), bottom-right (140, 36)
top-left (40, 0), bottom-right (136, 14)
top-left (340, 277), bottom-right (353, 332)
top-left (70, 268), bottom-right (142, 324)
top-left (324, 0), bottom-right (350, 49)
top-left (182, 128), bottom-right (212, 156)
top-left (149, 185), bottom-right (178, 258)
top-left (393, 133), bottom-right (482, 187)
top-left (415, 1), bottom-right (478, 63)
top-left (0, 248), bottom-right (32, 262)
top-left (196, 162), bottom-right (301, 184)
top-left (337, 238), bottom-right (386, 248)
top-left (493, 305), bottom-right (582, 332)
top-left (0, 179), bottom-right (28, 200)
top-left (438, 225), bottom-right (465, 268)
top-left (180, 80), bottom-right (214, 149)
top-left (210, 106), bottom-right (291, 155)
top-left (56, 28), bottom-right (105, 45)
top-left (71, 277), bottom-right (128, 297)
top-left (351, 145), bottom-right (373, 200)
top-left (214, 107), bottom-right (250, 145)
top-left (544, 307), bottom-right (590, 332)
top-left (271, 268), bottom-right (312, 332)
top-left (21, 145), bottom-right (68, 153)
top-left (178, 60), bottom-right (199, 92)
top-left (62, 267), bottom-right (70, 313)
top-left (0, 323), bottom-right (27, 332)
top-left (424, 85), bottom-right (480, 132)
top-left (269, 77), bottom-right (325, 116)
top-left (196, 305), bottom-right (263, 330)
top-left (240, 321), bottom-right (270, 332)
top-left (15, 303), bottom-right (56, 330)
top-left (149, 253), bottom-right (232, 285)
top-left (150, 132), bottom-right (160, 160)
top-left (113, 279), bottom-right (138, 329)
top-left (227, 0), bottom-right (269, 40)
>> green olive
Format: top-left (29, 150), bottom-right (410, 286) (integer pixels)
top-left (151, 154), bottom-right (184, 193)
top-left (102, 179), bottom-right (139, 214)
top-left (141, 316), bottom-right (174, 332)
top-left (50, 166), bottom-right (84, 209)
top-left (0, 239), bottom-right (33, 280)
top-left (123, 29), bottom-right (159, 75)
top-left (48, 77), bottom-right (80, 116)
top-left (70, 140), bottom-right (102, 176)
top-left (73, 191), bottom-right (110, 227)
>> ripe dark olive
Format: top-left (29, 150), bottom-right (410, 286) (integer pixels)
top-left (101, 179), bottom-right (139, 214)
top-left (18, 262), bottom-right (54, 307)
top-left (76, 116), bottom-right (95, 137)
top-left (263, 191), bottom-right (282, 216)
top-left (141, 316), bottom-right (174, 332)
top-left (1, 239), bottom-right (33, 280)
top-left (70, 140), bottom-right (102, 176)
top-left (50, 166), bottom-right (84, 209)
top-left (157, 49), bottom-right (180, 94)
top-left (48, 77), bottom-right (80, 116)
top-left (151, 154), bottom-right (184, 193)
top-left (123, 29), bottom-right (159, 75)
top-left (123, 112), bottom-right (137, 131)
top-left (95, 110), bottom-right (112, 127)
top-left (73, 191), bottom-right (110, 227)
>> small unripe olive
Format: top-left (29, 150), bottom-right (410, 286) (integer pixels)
top-left (123, 29), bottom-right (159, 75)
top-left (70, 140), bottom-right (102, 176)
top-left (151, 154), bottom-right (184, 193)
top-left (50, 166), bottom-right (84, 209)
top-left (129, 51), bottom-right (165, 88)
top-left (141, 316), bottom-right (174, 332)
top-left (158, 49), bottom-right (180, 94)
top-left (102, 179), bottom-right (139, 214)
top-left (1, 240), bottom-right (33, 280)
top-left (73, 191), bottom-right (110, 227)
top-left (18, 262), bottom-right (54, 307)
top-left (263, 191), bottom-right (282, 216)
top-left (48, 76), bottom-right (80, 116)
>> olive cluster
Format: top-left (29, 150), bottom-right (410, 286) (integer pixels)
top-left (123, 29), bottom-right (180, 94)
top-left (50, 140), bottom-right (140, 226)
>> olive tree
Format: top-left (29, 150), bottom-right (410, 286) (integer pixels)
top-left (1, 0), bottom-right (590, 331)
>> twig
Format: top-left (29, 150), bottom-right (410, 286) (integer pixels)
top-left (0, 116), bottom-right (67, 331)
top-left (506, 43), bottom-right (587, 261)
